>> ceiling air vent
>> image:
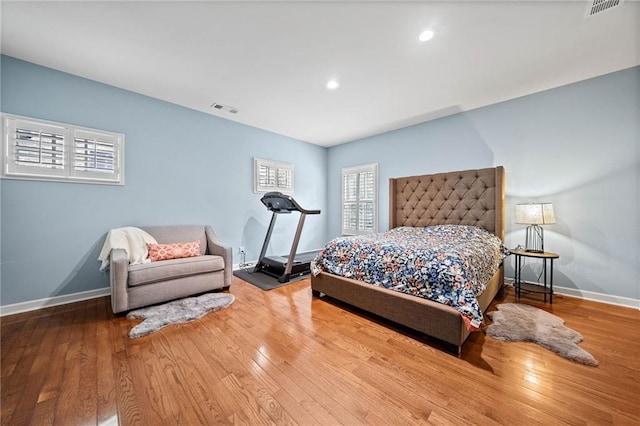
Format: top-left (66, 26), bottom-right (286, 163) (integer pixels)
top-left (585, 0), bottom-right (625, 18)
top-left (210, 102), bottom-right (239, 114)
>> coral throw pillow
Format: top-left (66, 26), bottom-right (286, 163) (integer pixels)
top-left (147, 240), bottom-right (201, 261)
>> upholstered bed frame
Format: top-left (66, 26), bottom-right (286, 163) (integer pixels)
top-left (311, 166), bottom-right (505, 353)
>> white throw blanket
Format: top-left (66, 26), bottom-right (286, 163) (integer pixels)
top-left (98, 227), bottom-right (158, 271)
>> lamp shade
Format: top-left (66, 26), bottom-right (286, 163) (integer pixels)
top-left (515, 203), bottom-right (555, 225)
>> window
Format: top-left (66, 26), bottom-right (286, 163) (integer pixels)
top-left (1, 113), bottom-right (124, 185)
top-left (342, 163), bottom-right (378, 235)
top-left (254, 158), bottom-right (293, 195)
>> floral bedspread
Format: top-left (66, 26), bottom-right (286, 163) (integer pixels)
top-left (311, 225), bottom-right (508, 331)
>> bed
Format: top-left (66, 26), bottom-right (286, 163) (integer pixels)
top-left (311, 166), bottom-right (505, 353)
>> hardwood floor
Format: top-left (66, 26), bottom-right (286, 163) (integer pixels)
top-left (2, 277), bottom-right (639, 425)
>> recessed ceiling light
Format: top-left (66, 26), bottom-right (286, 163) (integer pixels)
top-left (419, 29), bottom-right (435, 42)
top-left (326, 79), bottom-right (340, 90)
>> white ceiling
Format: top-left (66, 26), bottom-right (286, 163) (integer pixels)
top-left (1, 1), bottom-right (638, 147)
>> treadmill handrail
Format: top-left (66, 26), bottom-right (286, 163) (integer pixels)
top-left (261, 192), bottom-right (321, 215)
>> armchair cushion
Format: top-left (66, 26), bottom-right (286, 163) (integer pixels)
top-left (128, 254), bottom-right (225, 287)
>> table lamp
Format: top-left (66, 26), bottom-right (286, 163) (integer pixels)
top-left (515, 203), bottom-right (555, 253)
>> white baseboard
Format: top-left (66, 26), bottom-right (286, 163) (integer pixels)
top-left (507, 278), bottom-right (639, 310)
top-left (553, 285), bottom-right (640, 310)
top-left (0, 287), bottom-right (110, 317)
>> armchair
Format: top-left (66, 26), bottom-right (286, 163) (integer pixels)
top-left (110, 225), bottom-right (232, 314)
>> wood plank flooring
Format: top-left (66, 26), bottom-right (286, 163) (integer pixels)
top-left (2, 277), bottom-right (639, 425)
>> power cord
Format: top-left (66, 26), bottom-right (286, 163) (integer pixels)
top-left (513, 250), bottom-right (545, 284)
top-left (239, 248), bottom-right (253, 271)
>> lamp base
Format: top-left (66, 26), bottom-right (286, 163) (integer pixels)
top-left (524, 224), bottom-right (545, 253)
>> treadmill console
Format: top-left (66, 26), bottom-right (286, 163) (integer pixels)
top-left (260, 192), bottom-right (320, 215)
top-left (261, 192), bottom-right (296, 213)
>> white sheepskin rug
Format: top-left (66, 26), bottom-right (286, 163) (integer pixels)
top-left (485, 303), bottom-right (598, 366)
top-left (127, 293), bottom-right (234, 339)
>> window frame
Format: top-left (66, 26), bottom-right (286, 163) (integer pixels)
top-left (342, 163), bottom-right (378, 235)
top-left (254, 157), bottom-right (294, 195)
top-left (1, 113), bottom-right (125, 185)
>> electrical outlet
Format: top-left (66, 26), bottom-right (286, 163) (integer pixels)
top-left (239, 246), bottom-right (245, 254)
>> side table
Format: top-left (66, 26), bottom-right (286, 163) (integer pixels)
top-left (511, 249), bottom-right (559, 303)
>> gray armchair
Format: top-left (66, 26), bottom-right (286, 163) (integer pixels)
top-left (110, 225), bottom-right (232, 314)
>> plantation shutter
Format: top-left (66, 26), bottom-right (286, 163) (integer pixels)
top-left (258, 164), bottom-right (276, 188)
top-left (71, 129), bottom-right (122, 182)
top-left (343, 173), bottom-right (358, 232)
top-left (277, 168), bottom-right (292, 189)
top-left (5, 118), bottom-right (67, 178)
top-left (342, 163), bottom-right (378, 235)
top-left (358, 169), bottom-right (375, 232)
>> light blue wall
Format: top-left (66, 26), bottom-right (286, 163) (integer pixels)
top-left (0, 56), bottom-right (328, 306)
top-left (328, 66), bottom-right (639, 301)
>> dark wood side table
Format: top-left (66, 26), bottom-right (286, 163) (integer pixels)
top-left (511, 249), bottom-right (559, 303)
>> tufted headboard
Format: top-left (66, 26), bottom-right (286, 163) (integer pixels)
top-left (389, 166), bottom-right (505, 239)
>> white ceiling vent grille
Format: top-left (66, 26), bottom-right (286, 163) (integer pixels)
top-left (585, 0), bottom-right (625, 18)
top-left (210, 102), bottom-right (239, 114)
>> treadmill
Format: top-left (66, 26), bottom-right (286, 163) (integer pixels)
top-left (253, 192), bottom-right (321, 283)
